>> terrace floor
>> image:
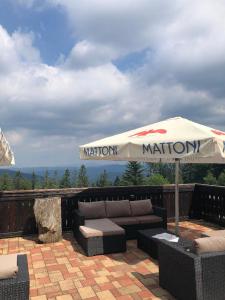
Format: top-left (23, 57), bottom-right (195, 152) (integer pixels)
top-left (0, 220), bottom-right (222, 300)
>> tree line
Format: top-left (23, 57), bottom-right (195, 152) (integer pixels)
top-left (0, 162), bottom-right (225, 190)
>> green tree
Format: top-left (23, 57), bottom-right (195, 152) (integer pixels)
top-left (181, 164), bottom-right (225, 184)
top-left (77, 165), bottom-right (89, 187)
top-left (113, 176), bottom-right (121, 186)
top-left (14, 171), bottom-right (23, 189)
top-left (211, 165), bottom-right (225, 178)
top-left (182, 164), bottom-right (209, 183)
top-left (60, 169), bottom-right (71, 188)
top-left (71, 170), bottom-right (77, 187)
top-left (41, 170), bottom-right (59, 189)
top-left (52, 170), bottom-right (59, 188)
top-left (121, 161), bottom-right (145, 185)
top-left (217, 171), bottom-right (225, 186)
top-left (96, 170), bottom-right (110, 187)
top-left (145, 163), bottom-right (174, 183)
top-left (20, 178), bottom-right (32, 190)
top-left (31, 170), bottom-right (37, 189)
top-left (43, 170), bottom-right (50, 189)
top-left (0, 173), bottom-right (12, 190)
top-left (12, 171), bottom-right (32, 190)
top-left (203, 171), bottom-right (217, 185)
top-left (145, 174), bottom-right (169, 185)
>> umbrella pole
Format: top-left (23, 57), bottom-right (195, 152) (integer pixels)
top-left (175, 159), bottom-right (180, 235)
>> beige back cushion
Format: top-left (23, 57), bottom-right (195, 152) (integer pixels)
top-left (194, 237), bottom-right (225, 254)
top-left (105, 200), bottom-right (131, 218)
top-left (130, 199), bottom-right (153, 216)
top-left (78, 201), bottom-right (106, 219)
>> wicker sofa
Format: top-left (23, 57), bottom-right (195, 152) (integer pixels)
top-left (158, 238), bottom-right (225, 300)
top-left (73, 199), bottom-right (167, 256)
top-left (0, 254), bottom-right (29, 300)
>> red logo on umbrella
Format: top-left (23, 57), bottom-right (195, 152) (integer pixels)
top-left (130, 129), bottom-right (167, 137)
top-left (211, 130), bottom-right (225, 136)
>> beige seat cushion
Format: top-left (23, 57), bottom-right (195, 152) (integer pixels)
top-left (78, 201), bottom-right (106, 219)
top-left (194, 236), bottom-right (225, 254)
top-left (0, 254), bottom-right (18, 279)
top-left (202, 230), bottom-right (225, 238)
top-left (130, 199), bottom-right (153, 216)
top-left (79, 218), bottom-right (125, 238)
top-left (135, 215), bottom-right (162, 224)
top-left (109, 217), bottom-right (138, 225)
top-left (105, 200), bottom-right (131, 218)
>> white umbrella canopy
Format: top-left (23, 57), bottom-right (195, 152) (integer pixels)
top-left (0, 129), bottom-right (15, 166)
top-left (80, 116), bottom-right (225, 234)
top-left (80, 117), bottom-right (225, 163)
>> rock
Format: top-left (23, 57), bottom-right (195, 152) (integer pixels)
top-left (34, 197), bottom-right (62, 243)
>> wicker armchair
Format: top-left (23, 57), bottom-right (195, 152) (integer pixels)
top-left (0, 254), bottom-right (29, 300)
top-left (158, 239), bottom-right (225, 300)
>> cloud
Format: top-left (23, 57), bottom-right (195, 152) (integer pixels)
top-left (63, 40), bottom-right (118, 69)
top-left (0, 26), bottom-right (134, 165)
top-left (47, 0), bottom-right (225, 97)
top-left (139, 1), bottom-right (225, 98)
top-left (0, 25), bottom-right (40, 72)
top-left (1, 1), bottom-right (225, 166)
top-left (48, 0), bottom-right (177, 57)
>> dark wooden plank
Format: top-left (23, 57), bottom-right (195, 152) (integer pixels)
top-left (0, 201), bottom-right (10, 234)
top-left (190, 184), bottom-right (225, 226)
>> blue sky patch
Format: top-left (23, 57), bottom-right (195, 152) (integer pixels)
top-left (113, 48), bottom-right (148, 71)
top-left (0, 0), bottom-right (75, 64)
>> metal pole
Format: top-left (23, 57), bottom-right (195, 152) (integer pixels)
top-left (175, 159), bottom-right (180, 235)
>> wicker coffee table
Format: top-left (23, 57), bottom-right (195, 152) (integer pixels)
top-left (137, 228), bottom-right (176, 259)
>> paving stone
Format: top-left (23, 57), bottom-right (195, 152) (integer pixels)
top-left (33, 261), bottom-right (46, 268)
top-left (56, 295), bottom-right (73, 300)
top-left (119, 285), bottom-right (142, 295)
top-left (73, 279), bottom-right (83, 288)
top-left (96, 290), bottom-right (116, 300)
top-left (116, 296), bottom-right (133, 300)
top-left (37, 283), bottom-right (61, 295)
top-left (94, 276), bottom-right (109, 284)
top-left (30, 288), bottom-right (38, 297)
top-left (0, 221), bottom-right (217, 300)
top-left (31, 296), bottom-right (47, 300)
top-left (49, 271), bottom-right (64, 282)
top-left (59, 279), bottom-right (75, 291)
top-left (112, 281), bottom-right (122, 288)
top-left (78, 286), bottom-right (96, 299)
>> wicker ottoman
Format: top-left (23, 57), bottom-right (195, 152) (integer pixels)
top-left (78, 218), bottom-right (126, 256)
top-left (137, 228), bottom-right (173, 259)
top-left (0, 255), bottom-right (29, 300)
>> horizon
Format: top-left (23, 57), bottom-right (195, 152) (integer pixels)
top-left (0, 161), bottom-right (126, 170)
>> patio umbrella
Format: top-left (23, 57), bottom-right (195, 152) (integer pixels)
top-left (0, 129), bottom-right (15, 166)
top-left (80, 116), bottom-right (225, 234)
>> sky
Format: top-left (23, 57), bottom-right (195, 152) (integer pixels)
top-left (0, 0), bottom-right (225, 167)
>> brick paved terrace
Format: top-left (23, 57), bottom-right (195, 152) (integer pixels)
top-left (0, 220), bottom-right (221, 300)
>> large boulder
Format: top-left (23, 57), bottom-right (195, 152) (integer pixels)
top-left (34, 197), bottom-right (62, 243)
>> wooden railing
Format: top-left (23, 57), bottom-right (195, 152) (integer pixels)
top-left (0, 184), bottom-right (194, 237)
top-left (189, 184), bottom-right (225, 226)
top-left (2, 183), bottom-right (224, 238)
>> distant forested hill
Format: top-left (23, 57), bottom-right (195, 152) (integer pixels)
top-left (0, 169), bottom-right (43, 180)
top-left (11, 164), bottom-right (126, 183)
